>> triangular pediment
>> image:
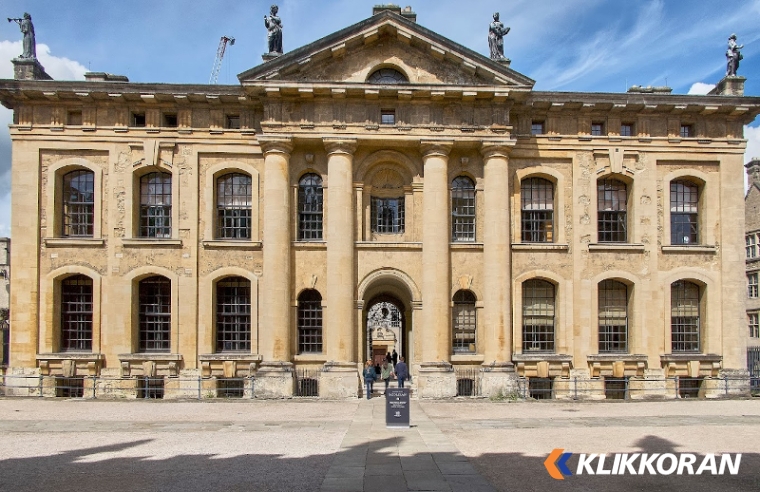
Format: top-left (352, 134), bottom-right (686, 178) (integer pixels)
top-left (238, 10), bottom-right (534, 89)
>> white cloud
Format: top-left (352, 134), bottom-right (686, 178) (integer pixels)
top-left (687, 82), bottom-right (716, 95)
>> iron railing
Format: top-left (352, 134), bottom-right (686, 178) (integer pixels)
top-left (294, 369), bottom-right (320, 397)
top-left (455, 367), bottom-right (480, 397)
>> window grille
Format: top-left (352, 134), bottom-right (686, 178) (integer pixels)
top-left (452, 290), bottom-right (476, 353)
top-left (522, 279), bottom-right (555, 352)
top-left (620, 124), bottom-right (633, 137)
top-left (371, 197), bottom-right (405, 234)
top-left (528, 377), bottom-right (553, 399)
top-left (747, 234), bottom-right (757, 259)
top-left (139, 172), bottom-right (172, 238)
top-left (749, 312), bottom-right (759, 338)
top-left (451, 176), bottom-right (475, 242)
top-left (749, 273), bottom-right (759, 299)
top-left (61, 275), bottom-right (93, 352)
top-left (216, 173), bottom-right (251, 239)
top-left (597, 179), bottom-right (627, 242)
top-left (62, 170), bottom-right (94, 237)
top-left (137, 377), bottom-right (165, 399)
top-left (298, 290), bottom-right (322, 353)
top-left (367, 68), bottom-right (408, 84)
top-left (217, 378), bottom-right (245, 398)
top-left (521, 178), bottom-right (554, 242)
top-left (670, 180), bottom-right (698, 245)
top-left (298, 174), bottom-right (323, 240)
top-left (531, 121), bottom-right (544, 135)
top-left (678, 377), bottom-right (702, 398)
top-left (604, 377), bottom-right (628, 399)
top-left (139, 276), bottom-right (171, 352)
top-left (671, 280), bottom-right (700, 352)
top-left (598, 280), bottom-right (628, 353)
top-left (55, 377), bottom-right (85, 398)
top-left (216, 277), bottom-right (251, 352)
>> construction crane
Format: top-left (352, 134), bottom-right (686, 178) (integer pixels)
top-left (209, 35), bottom-right (235, 84)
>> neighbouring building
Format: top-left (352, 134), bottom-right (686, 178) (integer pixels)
top-left (745, 158), bottom-right (760, 385)
top-left (1, 6), bottom-right (759, 399)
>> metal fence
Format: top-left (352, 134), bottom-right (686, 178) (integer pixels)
top-left (455, 367), bottom-right (480, 397)
top-left (294, 369), bottom-right (320, 397)
top-left (749, 347), bottom-right (760, 393)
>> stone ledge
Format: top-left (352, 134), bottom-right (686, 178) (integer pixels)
top-left (198, 353), bottom-right (263, 362)
top-left (450, 354), bottom-right (485, 363)
top-left (355, 241), bottom-right (422, 250)
top-left (588, 243), bottom-right (646, 252)
top-left (202, 240), bottom-right (262, 249)
top-left (292, 241), bottom-right (327, 249)
top-left (118, 353), bottom-right (183, 362)
top-left (44, 238), bottom-right (105, 247)
top-left (293, 354), bottom-right (329, 363)
top-left (37, 353), bottom-right (105, 361)
top-left (450, 242), bottom-right (483, 250)
top-left (512, 353), bottom-right (573, 362)
top-left (586, 354), bottom-right (648, 362)
top-left (121, 238), bottom-right (182, 247)
top-left (661, 245), bottom-right (717, 253)
top-left (660, 353), bottom-right (722, 362)
top-left (511, 243), bottom-right (569, 251)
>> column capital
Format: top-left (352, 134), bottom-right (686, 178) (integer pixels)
top-left (420, 139), bottom-right (454, 158)
top-left (323, 138), bottom-right (358, 156)
top-left (259, 135), bottom-right (294, 156)
top-left (480, 140), bottom-right (515, 160)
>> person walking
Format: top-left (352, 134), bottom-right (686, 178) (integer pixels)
top-left (391, 349), bottom-right (398, 367)
top-left (394, 356), bottom-right (408, 389)
top-left (381, 359), bottom-right (393, 395)
top-left (363, 360), bottom-right (376, 400)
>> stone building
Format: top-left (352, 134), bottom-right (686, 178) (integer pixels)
top-left (1, 6), bottom-right (759, 399)
top-left (745, 158), bottom-right (760, 381)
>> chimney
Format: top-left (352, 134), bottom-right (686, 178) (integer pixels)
top-left (747, 157), bottom-right (760, 188)
top-left (372, 4), bottom-right (417, 22)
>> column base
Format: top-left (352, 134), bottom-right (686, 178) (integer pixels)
top-left (253, 361), bottom-right (294, 399)
top-left (480, 362), bottom-right (519, 399)
top-left (320, 361), bottom-right (360, 399)
top-left (416, 361), bottom-right (456, 398)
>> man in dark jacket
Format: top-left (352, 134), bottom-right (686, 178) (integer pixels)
top-left (394, 356), bottom-right (409, 389)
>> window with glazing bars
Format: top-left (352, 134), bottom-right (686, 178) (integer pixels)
top-left (216, 173), bottom-right (251, 239)
top-left (531, 121), bottom-right (544, 135)
top-left (139, 276), bottom-right (171, 352)
top-left (451, 176), bottom-right (475, 241)
top-left (140, 172), bottom-right (172, 238)
top-left (216, 277), bottom-right (251, 352)
top-left (597, 178), bottom-right (627, 242)
top-left (298, 174), bottom-right (323, 240)
top-left (680, 124), bottom-right (692, 138)
top-left (671, 280), bottom-right (700, 352)
top-left (747, 234), bottom-right (757, 258)
top-left (62, 170), bottom-right (94, 237)
top-left (522, 279), bottom-right (555, 352)
top-left (298, 290), bottom-right (322, 353)
top-left (749, 273), bottom-right (759, 298)
top-left (620, 124), bottom-right (633, 137)
top-left (749, 312), bottom-right (759, 338)
top-left (452, 290), bottom-right (476, 353)
top-left (61, 275), bottom-right (93, 351)
top-left (521, 178), bottom-right (554, 242)
top-left (670, 180), bottom-right (698, 245)
top-left (598, 280), bottom-right (628, 352)
top-left (371, 197), bottom-right (405, 233)
top-left (591, 122), bottom-right (604, 136)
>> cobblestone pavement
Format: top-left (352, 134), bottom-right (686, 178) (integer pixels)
top-left (0, 398), bottom-right (759, 491)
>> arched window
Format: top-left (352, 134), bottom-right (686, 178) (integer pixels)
top-left (598, 280), bottom-right (628, 353)
top-left (216, 277), bottom-right (251, 352)
top-left (139, 276), bottom-right (171, 352)
top-left (521, 178), bottom-right (554, 242)
top-left (671, 280), bottom-right (700, 352)
top-left (367, 68), bottom-right (408, 84)
top-left (670, 180), bottom-right (699, 245)
top-left (522, 279), bottom-right (555, 352)
top-left (61, 275), bottom-right (93, 351)
top-left (298, 290), bottom-right (323, 353)
top-left (451, 176), bottom-right (475, 242)
top-left (139, 172), bottom-right (172, 238)
top-left (597, 178), bottom-right (627, 242)
top-left (216, 173), bottom-right (252, 239)
top-left (298, 174), bottom-right (323, 240)
top-left (62, 170), bottom-right (94, 237)
top-left (452, 290), bottom-right (476, 353)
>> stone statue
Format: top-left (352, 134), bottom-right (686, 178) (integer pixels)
top-left (726, 33), bottom-right (743, 77)
top-left (264, 5), bottom-right (283, 55)
top-left (488, 12), bottom-right (510, 60)
top-left (8, 13), bottom-right (36, 59)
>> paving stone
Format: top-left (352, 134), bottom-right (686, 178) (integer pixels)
top-left (435, 461), bottom-right (476, 475)
top-left (365, 463), bottom-right (403, 476)
top-left (325, 465), bottom-right (366, 479)
top-left (364, 475), bottom-right (407, 492)
top-left (320, 477), bottom-right (365, 492)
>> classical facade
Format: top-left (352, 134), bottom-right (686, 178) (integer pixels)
top-left (1, 6), bottom-right (759, 398)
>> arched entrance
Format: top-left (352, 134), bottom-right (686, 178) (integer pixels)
top-left (366, 295), bottom-right (405, 367)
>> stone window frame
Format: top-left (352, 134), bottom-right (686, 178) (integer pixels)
top-left (215, 172), bottom-right (253, 240)
top-left (452, 289), bottom-right (477, 354)
top-left (597, 279), bottom-right (629, 353)
top-left (46, 158), bottom-right (104, 240)
top-left (670, 280), bottom-right (702, 353)
top-left (749, 312), bottom-right (760, 338)
top-left (199, 268), bottom-right (259, 355)
top-left (620, 123), bottom-right (634, 137)
top-left (596, 176), bottom-right (630, 243)
top-left (513, 167), bottom-right (567, 246)
top-left (531, 121), bottom-right (545, 136)
top-left (297, 289), bottom-right (323, 354)
top-left (138, 275), bottom-right (172, 353)
top-left (451, 175), bottom-right (476, 242)
top-left (520, 278), bottom-right (557, 353)
top-left (661, 170), bottom-right (712, 248)
top-left (297, 172), bottom-right (324, 241)
top-left (215, 276), bottom-right (252, 353)
top-left (203, 162), bottom-right (260, 244)
top-left (127, 267), bottom-right (180, 355)
top-left (60, 274), bottom-right (94, 352)
top-left (126, 163), bottom-right (179, 241)
top-left (138, 172), bottom-right (173, 239)
top-left (749, 272), bottom-right (759, 299)
top-left (747, 233), bottom-right (758, 259)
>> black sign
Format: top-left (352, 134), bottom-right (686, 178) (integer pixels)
top-left (385, 388), bottom-right (410, 428)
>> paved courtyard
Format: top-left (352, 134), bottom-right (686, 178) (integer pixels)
top-left (0, 397), bottom-right (759, 491)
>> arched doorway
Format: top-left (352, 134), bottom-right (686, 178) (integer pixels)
top-left (365, 295), bottom-right (405, 367)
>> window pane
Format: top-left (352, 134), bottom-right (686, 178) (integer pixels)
top-left (139, 276), bottom-right (171, 352)
top-left (597, 179), bottom-right (627, 242)
top-left (670, 181), bottom-right (698, 245)
top-left (216, 173), bottom-right (252, 239)
top-left (140, 172), bottom-right (172, 238)
top-left (452, 290), bottom-right (476, 353)
top-left (298, 174), bottom-right (323, 240)
top-left (598, 280), bottom-right (627, 353)
top-left (451, 176), bottom-right (475, 242)
top-left (522, 279), bottom-right (555, 352)
top-left (298, 290), bottom-right (322, 353)
top-left (216, 277), bottom-right (251, 352)
top-left (371, 197), bottom-right (405, 234)
top-left (61, 275), bottom-right (93, 351)
top-left (521, 178), bottom-right (554, 242)
top-left (671, 280), bottom-right (700, 352)
top-left (63, 170), bottom-right (94, 237)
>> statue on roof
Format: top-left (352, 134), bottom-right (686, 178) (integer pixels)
top-left (264, 5), bottom-right (283, 55)
top-left (488, 12), bottom-right (510, 60)
top-left (8, 13), bottom-right (36, 59)
top-left (726, 34), bottom-right (743, 77)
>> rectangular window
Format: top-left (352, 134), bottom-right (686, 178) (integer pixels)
top-left (139, 277), bottom-right (171, 352)
top-left (381, 110), bottom-right (396, 125)
top-left (217, 379), bottom-right (244, 398)
top-left (67, 111), bottom-right (83, 126)
top-left (680, 124), bottom-right (692, 138)
top-left (162, 113), bottom-right (178, 128)
top-left (61, 276), bottom-right (93, 352)
top-left (749, 273), bottom-right (759, 298)
top-left (451, 177), bottom-right (475, 242)
top-left (131, 112), bottom-right (146, 127)
top-left (671, 281), bottom-right (700, 352)
top-left (226, 115), bottom-right (241, 129)
top-left (137, 377), bottom-right (165, 399)
top-left (63, 170), bottom-right (95, 237)
top-left (528, 378), bottom-right (553, 400)
top-left (670, 181), bottom-right (699, 245)
top-left (216, 278), bottom-right (251, 352)
top-left (521, 178), bottom-right (554, 243)
top-left (620, 123), bottom-right (633, 137)
top-left (749, 312), bottom-right (759, 338)
top-left (591, 122), bottom-right (604, 136)
top-left (747, 234), bottom-right (757, 259)
top-left (531, 121), bottom-right (544, 135)
top-left (597, 179), bottom-right (627, 242)
top-left (371, 197), bottom-right (405, 234)
top-left (55, 377), bottom-right (85, 398)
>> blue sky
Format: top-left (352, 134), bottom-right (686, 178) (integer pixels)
top-left (0, 0), bottom-right (758, 236)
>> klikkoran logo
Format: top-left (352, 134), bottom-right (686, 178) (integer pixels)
top-left (544, 448), bottom-right (742, 480)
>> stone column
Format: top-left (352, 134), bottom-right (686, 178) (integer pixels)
top-left (417, 140), bottom-right (456, 398)
top-left (321, 138), bottom-right (359, 398)
top-left (480, 141), bottom-right (518, 397)
top-left (256, 136), bottom-right (294, 398)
